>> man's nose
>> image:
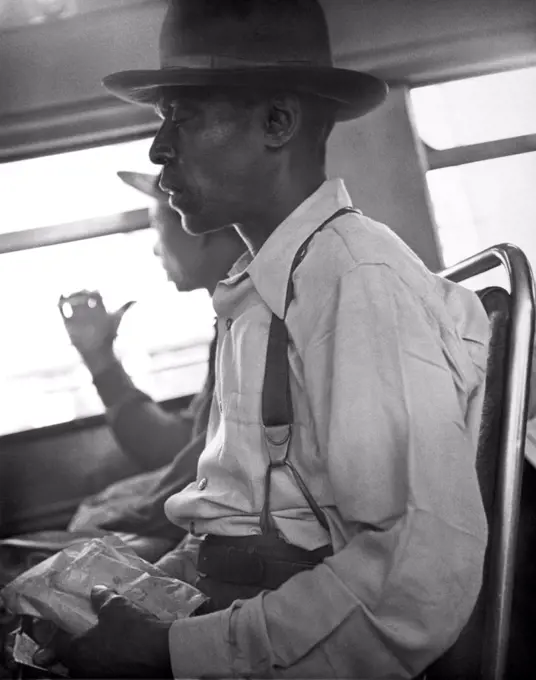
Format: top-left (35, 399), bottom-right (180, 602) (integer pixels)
top-left (149, 121), bottom-right (175, 166)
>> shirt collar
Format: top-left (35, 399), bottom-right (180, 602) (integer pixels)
top-left (244, 179), bottom-right (353, 319)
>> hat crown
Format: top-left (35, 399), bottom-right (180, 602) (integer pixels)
top-left (159, 0), bottom-right (333, 70)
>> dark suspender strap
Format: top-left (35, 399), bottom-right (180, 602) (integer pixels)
top-left (260, 207), bottom-right (358, 535)
top-left (261, 207), bottom-right (357, 427)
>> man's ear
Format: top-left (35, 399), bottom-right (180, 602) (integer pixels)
top-left (263, 94), bottom-right (302, 150)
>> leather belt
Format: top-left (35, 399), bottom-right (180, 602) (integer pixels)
top-left (197, 534), bottom-right (332, 590)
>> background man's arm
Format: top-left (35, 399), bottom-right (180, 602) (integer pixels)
top-left (90, 352), bottom-right (196, 471)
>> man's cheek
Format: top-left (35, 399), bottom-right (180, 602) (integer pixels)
top-left (198, 121), bottom-right (238, 148)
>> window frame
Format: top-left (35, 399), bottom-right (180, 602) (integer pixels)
top-left (411, 67), bottom-right (536, 170)
top-left (425, 133), bottom-right (536, 170)
top-left (0, 207), bottom-right (150, 255)
top-left (408, 65), bottom-right (536, 291)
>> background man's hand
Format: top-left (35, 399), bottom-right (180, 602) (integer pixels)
top-left (58, 291), bottom-right (135, 373)
top-left (33, 586), bottom-right (172, 679)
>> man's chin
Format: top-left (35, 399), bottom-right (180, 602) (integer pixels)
top-left (182, 214), bottom-right (226, 236)
top-left (168, 197), bottom-right (231, 235)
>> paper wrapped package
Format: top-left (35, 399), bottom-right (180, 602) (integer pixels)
top-left (0, 535), bottom-right (206, 636)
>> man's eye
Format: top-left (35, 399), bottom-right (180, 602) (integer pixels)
top-left (171, 111), bottom-right (191, 127)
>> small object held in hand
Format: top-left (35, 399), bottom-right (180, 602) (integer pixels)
top-left (1, 535), bottom-right (206, 636)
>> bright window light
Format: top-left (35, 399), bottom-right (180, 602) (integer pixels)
top-left (411, 66), bottom-right (536, 150)
top-left (0, 231), bottom-right (214, 435)
top-left (0, 136), bottom-right (216, 436)
top-left (410, 67), bottom-right (536, 291)
top-left (0, 137), bottom-right (157, 235)
top-left (427, 152), bottom-right (536, 289)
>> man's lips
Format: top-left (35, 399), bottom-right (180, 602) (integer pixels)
top-left (159, 175), bottom-right (181, 195)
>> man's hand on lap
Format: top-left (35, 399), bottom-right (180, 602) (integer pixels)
top-left (33, 586), bottom-right (173, 678)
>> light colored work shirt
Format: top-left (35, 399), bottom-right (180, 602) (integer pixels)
top-left (165, 179), bottom-right (490, 678)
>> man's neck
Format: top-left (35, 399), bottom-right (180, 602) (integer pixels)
top-left (237, 173), bottom-right (326, 257)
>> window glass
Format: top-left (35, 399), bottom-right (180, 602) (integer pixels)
top-left (410, 67), bottom-right (536, 291)
top-left (0, 230), bottom-right (214, 436)
top-left (427, 152), bottom-right (536, 290)
top-left (0, 137), bottom-right (156, 235)
top-left (410, 66), bottom-right (536, 150)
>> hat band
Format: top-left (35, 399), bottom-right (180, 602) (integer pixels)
top-left (160, 54), bottom-right (331, 70)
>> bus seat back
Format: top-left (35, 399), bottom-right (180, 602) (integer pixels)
top-left (426, 286), bottom-right (511, 680)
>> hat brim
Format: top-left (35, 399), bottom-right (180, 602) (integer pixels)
top-left (117, 171), bottom-right (164, 200)
top-left (103, 66), bottom-right (388, 122)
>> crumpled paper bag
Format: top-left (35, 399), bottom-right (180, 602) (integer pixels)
top-left (0, 535), bottom-right (206, 636)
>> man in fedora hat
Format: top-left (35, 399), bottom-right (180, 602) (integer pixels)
top-left (33, 1), bottom-right (490, 677)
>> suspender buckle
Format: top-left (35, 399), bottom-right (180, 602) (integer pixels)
top-left (263, 424), bottom-right (292, 468)
top-left (263, 424), bottom-right (292, 446)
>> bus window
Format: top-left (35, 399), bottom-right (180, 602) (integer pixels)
top-left (410, 66), bottom-right (536, 290)
top-left (0, 138), bottom-right (214, 436)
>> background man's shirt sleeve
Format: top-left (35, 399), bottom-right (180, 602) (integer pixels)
top-left (91, 356), bottom-right (196, 471)
top-left (168, 263), bottom-right (489, 679)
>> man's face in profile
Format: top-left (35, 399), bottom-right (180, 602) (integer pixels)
top-left (151, 88), bottom-right (266, 236)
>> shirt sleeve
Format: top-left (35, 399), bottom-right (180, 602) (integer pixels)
top-left (91, 357), bottom-right (195, 471)
top-left (168, 263), bottom-right (489, 679)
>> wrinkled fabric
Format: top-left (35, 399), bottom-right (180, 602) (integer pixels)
top-left (165, 180), bottom-right (490, 678)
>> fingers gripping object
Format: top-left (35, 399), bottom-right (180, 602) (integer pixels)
top-left (91, 585), bottom-right (124, 613)
top-left (1, 535), bottom-right (206, 676)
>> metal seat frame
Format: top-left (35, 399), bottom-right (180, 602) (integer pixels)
top-left (439, 243), bottom-right (535, 680)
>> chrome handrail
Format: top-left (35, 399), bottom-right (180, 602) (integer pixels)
top-left (440, 243), bottom-right (535, 680)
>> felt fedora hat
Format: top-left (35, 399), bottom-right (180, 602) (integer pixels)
top-left (117, 171), bottom-right (163, 200)
top-left (103, 0), bottom-right (388, 122)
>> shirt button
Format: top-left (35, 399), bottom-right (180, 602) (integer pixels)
top-left (197, 477), bottom-right (208, 491)
top-left (225, 317), bottom-right (233, 330)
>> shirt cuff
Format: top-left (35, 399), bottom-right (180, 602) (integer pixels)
top-left (168, 610), bottom-right (234, 678)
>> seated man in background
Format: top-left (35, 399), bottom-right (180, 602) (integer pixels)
top-left (64, 170), bottom-right (243, 474)
top-left (0, 172), bottom-right (243, 669)
top-left (65, 170), bottom-right (245, 543)
top-left (0, 171), bottom-right (244, 575)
